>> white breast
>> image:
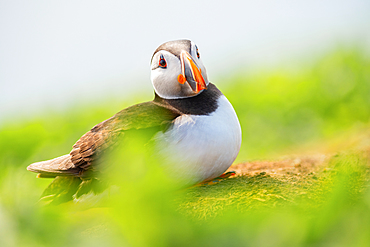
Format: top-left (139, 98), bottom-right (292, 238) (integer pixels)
top-left (154, 95), bottom-right (242, 185)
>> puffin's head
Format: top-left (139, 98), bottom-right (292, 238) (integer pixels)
top-left (150, 40), bottom-right (209, 99)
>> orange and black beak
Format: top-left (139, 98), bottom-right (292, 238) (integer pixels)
top-left (177, 51), bottom-right (207, 93)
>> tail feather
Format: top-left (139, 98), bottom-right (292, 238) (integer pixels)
top-left (28, 154), bottom-right (107, 205)
top-left (27, 154), bottom-right (80, 177)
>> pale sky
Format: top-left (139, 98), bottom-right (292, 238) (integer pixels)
top-left (1, 0), bottom-right (369, 122)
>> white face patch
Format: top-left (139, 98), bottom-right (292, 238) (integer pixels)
top-left (151, 51), bottom-right (185, 99)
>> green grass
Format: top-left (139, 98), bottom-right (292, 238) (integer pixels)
top-left (0, 47), bottom-right (370, 246)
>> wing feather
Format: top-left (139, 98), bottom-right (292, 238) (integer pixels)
top-left (27, 101), bottom-right (179, 178)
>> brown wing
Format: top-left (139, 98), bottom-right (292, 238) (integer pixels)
top-left (27, 101), bottom-right (180, 177)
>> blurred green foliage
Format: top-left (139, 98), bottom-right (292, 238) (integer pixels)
top-left (224, 48), bottom-right (370, 160)
top-left (0, 47), bottom-right (369, 246)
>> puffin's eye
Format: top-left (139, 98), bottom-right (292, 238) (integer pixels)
top-left (159, 55), bottom-right (167, 68)
top-left (196, 47), bottom-right (200, 59)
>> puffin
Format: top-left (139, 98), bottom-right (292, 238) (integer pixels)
top-left (27, 39), bottom-right (242, 204)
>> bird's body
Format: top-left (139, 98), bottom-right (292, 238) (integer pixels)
top-left (155, 88), bottom-right (241, 184)
top-left (27, 40), bottom-right (241, 204)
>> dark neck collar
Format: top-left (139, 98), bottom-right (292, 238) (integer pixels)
top-left (154, 83), bottom-right (222, 115)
